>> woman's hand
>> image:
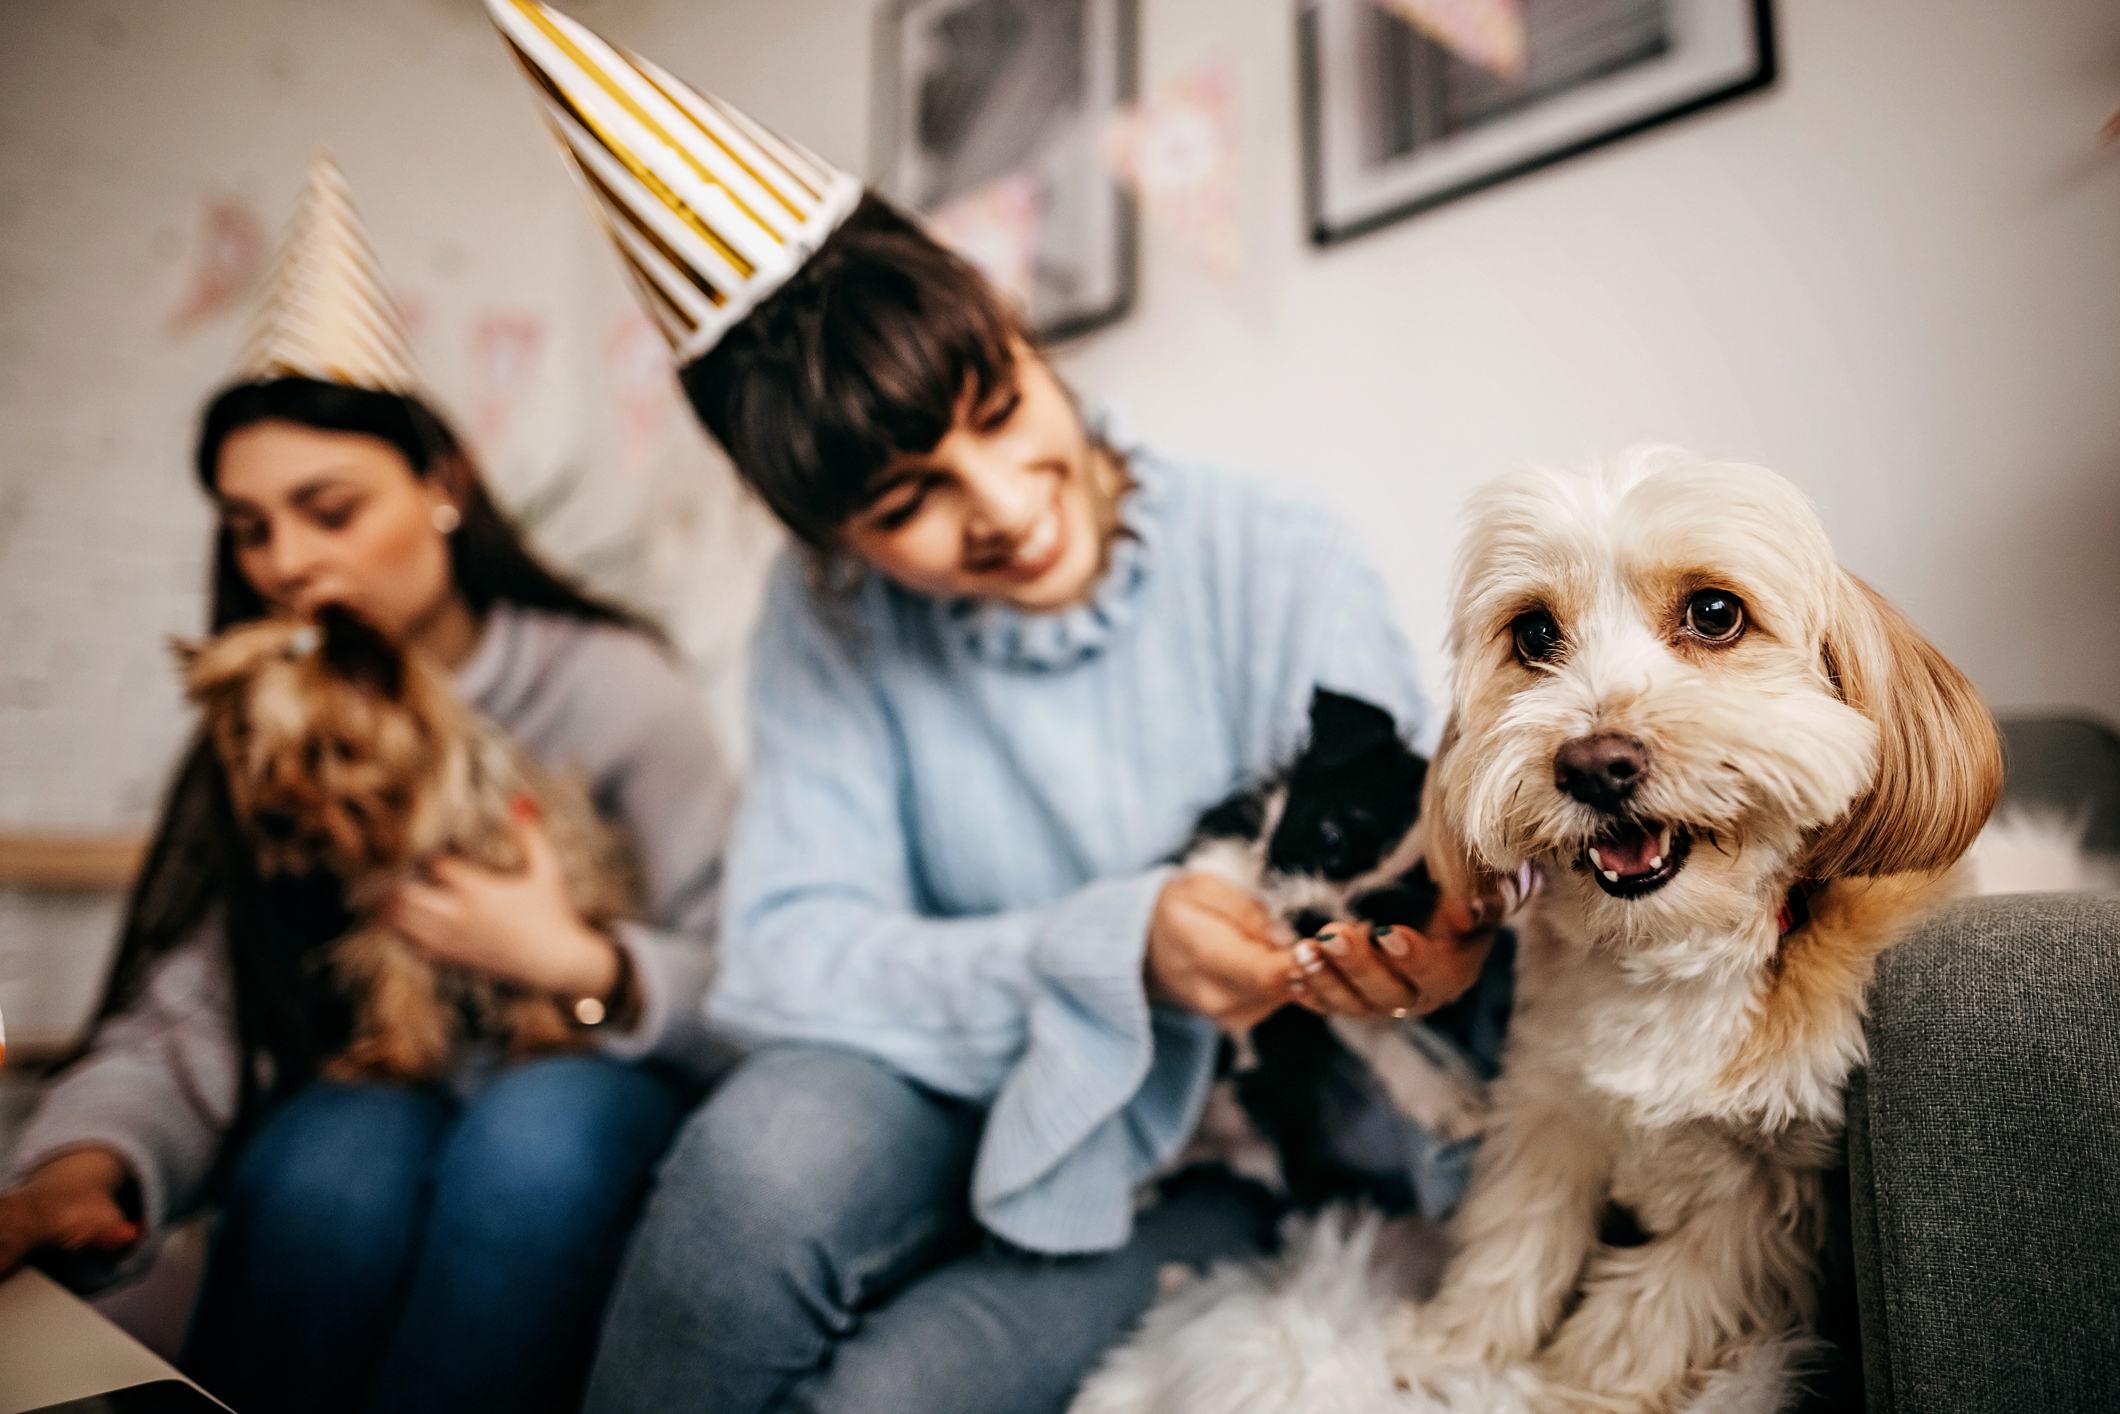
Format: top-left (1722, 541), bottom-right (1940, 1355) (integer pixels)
top-left (1146, 872), bottom-right (1300, 1034)
top-left (1289, 893), bottom-right (1497, 1022)
top-left (0, 1148), bottom-right (140, 1278)
top-left (383, 800), bottom-right (619, 1000)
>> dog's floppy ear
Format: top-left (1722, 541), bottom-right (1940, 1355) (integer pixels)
top-left (1304, 688), bottom-right (1400, 768)
top-left (1803, 574), bottom-right (2003, 879)
top-left (170, 635), bottom-right (238, 703)
top-left (1417, 714), bottom-right (1506, 910)
top-left (169, 636), bottom-right (214, 704)
top-left (317, 604), bottom-right (406, 700)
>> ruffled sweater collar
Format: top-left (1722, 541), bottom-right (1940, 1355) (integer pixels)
top-left (937, 454), bottom-right (1164, 672)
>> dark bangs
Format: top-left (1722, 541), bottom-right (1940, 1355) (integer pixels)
top-left (679, 192), bottom-right (1024, 547)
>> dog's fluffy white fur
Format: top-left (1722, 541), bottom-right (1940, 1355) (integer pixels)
top-left (1071, 1211), bottom-right (1820, 1414)
top-left (1073, 447), bottom-right (2001, 1414)
top-left (1965, 805), bottom-right (2120, 896)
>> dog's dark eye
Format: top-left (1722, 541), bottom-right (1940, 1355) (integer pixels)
top-left (1511, 610), bottom-right (1564, 664)
top-left (1684, 589), bottom-right (1745, 644)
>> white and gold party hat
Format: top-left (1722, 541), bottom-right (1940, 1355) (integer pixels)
top-left (232, 154), bottom-right (420, 393)
top-left (485, 0), bottom-right (862, 365)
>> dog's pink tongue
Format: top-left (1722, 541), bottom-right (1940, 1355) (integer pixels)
top-left (1592, 823), bottom-right (1660, 876)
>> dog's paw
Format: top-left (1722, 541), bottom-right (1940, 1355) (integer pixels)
top-left (500, 994), bottom-right (591, 1059)
top-left (322, 1050), bottom-right (404, 1084)
top-left (325, 1034), bottom-right (446, 1084)
top-left (1389, 1308), bottom-right (1510, 1394)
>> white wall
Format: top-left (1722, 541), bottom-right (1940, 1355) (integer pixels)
top-left (1048, 0), bottom-right (2120, 720)
top-left (0, 0), bottom-right (783, 1044)
top-left (554, 0), bottom-right (2120, 719)
top-left (0, 0), bottom-right (782, 835)
top-left (2, 0), bottom-right (2117, 1036)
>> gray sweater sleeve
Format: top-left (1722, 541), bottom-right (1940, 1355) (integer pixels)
top-left (2, 925), bottom-right (238, 1245)
top-left (466, 612), bottom-right (739, 1081)
top-left (1, 610), bottom-right (739, 1247)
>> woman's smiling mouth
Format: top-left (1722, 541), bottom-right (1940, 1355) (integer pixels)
top-left (985, 498), bottom-right (1068, 583)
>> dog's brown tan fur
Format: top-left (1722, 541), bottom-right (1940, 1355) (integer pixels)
top-left (1395, 448), bottom-right (2003, 1411)
top-left (1069, 449), bottom-right (2004, 1414)
top-left (179, 606), bottom-right (637, 1082)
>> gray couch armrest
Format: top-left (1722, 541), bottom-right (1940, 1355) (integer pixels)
top-left (1848, 894), bottom-right (2120, 1413)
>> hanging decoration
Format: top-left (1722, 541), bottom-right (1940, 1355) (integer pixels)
top-left (603, 310), bottom-right (678, 486)
top-left (170, 197), bottom-right (269, 338)
top-left (469, 312), bottom-right (547, 455)
top-left (925, 172), bottom-right (1045, 314)
top-left (1100, 57), bottom-right (1241, 283)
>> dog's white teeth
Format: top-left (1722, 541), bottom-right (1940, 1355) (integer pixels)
top-left (1648, 856), bottom-right (1663, 871)
top-left (1588, 848), bottom-right (1605, 869)
top-left (1602, 869), bottom-right (1620, 882)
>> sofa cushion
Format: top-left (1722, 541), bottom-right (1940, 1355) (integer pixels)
top-left (1847, 893), bottom-right (2120, 1413)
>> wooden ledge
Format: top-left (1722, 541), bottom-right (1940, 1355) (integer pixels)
top-left (0, 832), bottom-right (147, 890)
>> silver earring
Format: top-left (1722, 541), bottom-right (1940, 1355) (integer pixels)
top-left (432, 504), bottom-right (462, 534)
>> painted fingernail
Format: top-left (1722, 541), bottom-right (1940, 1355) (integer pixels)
top-left (1292, 941), bottom-right (1324, 974)
top-left (1377, 927), bottom-right (1409, 957)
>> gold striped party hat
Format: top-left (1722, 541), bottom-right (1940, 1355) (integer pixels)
top-left (232, 154), bottom-right (420, 394)
top-left (485, 0), bottom-right (862, 366)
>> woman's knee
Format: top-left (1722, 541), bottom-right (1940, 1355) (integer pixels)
top-left (224, 1082), bottom-right (449, 1259)
top-left (630, 1047), bottom-right (979, 1289)
top-left (427, 1056), bottom-right (684, 1242)
top-left (674, 1047), bottom-right (971, 1218)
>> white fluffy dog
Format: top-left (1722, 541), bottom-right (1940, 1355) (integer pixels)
top-left (1074, 447), bottom-right (2002, 1414)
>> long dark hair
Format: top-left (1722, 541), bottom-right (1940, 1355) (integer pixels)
top-left (96, 377), bottom-right (650, 1155)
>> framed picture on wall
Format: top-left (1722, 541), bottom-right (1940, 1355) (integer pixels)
top-left (1301, 0), bottom-right (1776, 245)
top-left (874, 0), bottom-right (1138, 341)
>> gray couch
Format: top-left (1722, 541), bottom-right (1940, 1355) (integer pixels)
top-left (1845, 893), bottom-right (2120, 1411)
top-left (1822, 715), bottom-right (2120, 1412)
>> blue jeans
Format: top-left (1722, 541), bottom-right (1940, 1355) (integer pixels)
top-left (182, 1054), bottom-right (685, 1414)
top-left (585, 1045), bottom-right (1278, 1414)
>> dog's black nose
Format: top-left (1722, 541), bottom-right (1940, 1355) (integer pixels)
top-left (1554, 734), bottom-right (1649, 814)
top-left (1290, 909), bottom-right (1333, 939)
top-left (253, 809), bottom-right (299, 842)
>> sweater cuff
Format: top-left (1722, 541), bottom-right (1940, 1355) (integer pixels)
top-left (972, 865), bottom-right (1219, 1254)
top-left (597, 923), bottom-right (740, 1084)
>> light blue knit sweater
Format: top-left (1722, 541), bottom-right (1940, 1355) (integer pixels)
top-left (710, 452), bottom-right (1428, 1254)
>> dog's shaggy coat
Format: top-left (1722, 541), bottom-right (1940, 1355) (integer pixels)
top-left (182, 606), bottom-right (638, 1082)
top-left (1073, 447), bottom-right (2002, 1414)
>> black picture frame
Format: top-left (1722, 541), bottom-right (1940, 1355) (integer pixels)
top-left (874, 0), bottom-right (1139, 341)
top-left (1301, 0), bottom-right (1776, 246)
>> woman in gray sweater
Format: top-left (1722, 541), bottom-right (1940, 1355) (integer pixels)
top-left (0, 376), bottom-right (737, 1414)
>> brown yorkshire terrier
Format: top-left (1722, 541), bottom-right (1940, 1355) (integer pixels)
top-left (178, 605), bottom-right (638, 1082)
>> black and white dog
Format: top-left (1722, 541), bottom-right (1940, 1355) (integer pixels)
top-left (1084, 690), bottom-right (1500, 1413)
top-left (1174, 688), bottom-right (1490, 1215)
top-left (1186, 688), bottom-right (1437, 946)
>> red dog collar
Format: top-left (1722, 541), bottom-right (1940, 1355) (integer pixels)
top-left (1777, 879), bottom-right (1824, 937)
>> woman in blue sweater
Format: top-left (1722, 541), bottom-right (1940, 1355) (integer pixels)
top-left (575, 196), bottom-right (1496, 1413)
top-left (475, 7), bottom-right (1488, 1404)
